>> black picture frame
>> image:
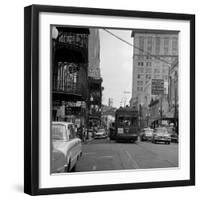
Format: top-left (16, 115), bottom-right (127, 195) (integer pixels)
top-left (24, 4), bottom-right (195, 196)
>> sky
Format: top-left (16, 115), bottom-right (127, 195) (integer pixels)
top-left (99, 29), bottom-right (133, 108)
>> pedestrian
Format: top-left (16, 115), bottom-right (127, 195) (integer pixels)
top-left (82, 125), bottom-right (86, 142)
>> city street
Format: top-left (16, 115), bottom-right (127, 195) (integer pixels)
top-left (75, 138), bottom-right (178, 172)
top-left (50, 27), bottom-right (180, 175)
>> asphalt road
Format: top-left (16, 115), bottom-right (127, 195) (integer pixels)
top-left (75, 138), bottom-right (178, 172)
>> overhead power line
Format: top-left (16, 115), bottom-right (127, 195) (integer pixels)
top-left (103, 29), bottom-right (133, 47)
top-left (103, 28), bottom-right (177, 66)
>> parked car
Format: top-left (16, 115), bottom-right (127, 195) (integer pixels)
top-left (152, 127), bottom-right (171, 144)
top-left (140, 128), bottom-right (154, 141)
top-left (170, 132), bottom-right (179, 143)
top-left (51, 121), bottom-right (82, 173)
top-left (94, 128), bottom-right (107, 139)
top-left (167, 126), bottom-right (178, 143)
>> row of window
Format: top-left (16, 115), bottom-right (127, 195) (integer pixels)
top-left (137, 68), bottom-right (152, 73)
top-left (137, 66), bottom-right (166, 73)
top-left (137, 87), bottom-right (143, 92)
top-left (138, 62), bottom-right (152, 67)
top-left (137, 74), bottom-right (168, 80)
top-left (136, 55), bottom-right (177, 62)
top-left (136, 55), bottom-right (152, 60)
top-left (138, 36), bottom-right (178, 55)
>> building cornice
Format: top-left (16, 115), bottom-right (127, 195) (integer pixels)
top-left (131, 29), bottom-right (180, 37)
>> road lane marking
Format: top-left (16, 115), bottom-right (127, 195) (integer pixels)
top-left (98, 156), bottom-right (113, 159)
top-left (84, 152), bottom-right (96, 155)
top-left (125, 150), bottom-right (140, 169)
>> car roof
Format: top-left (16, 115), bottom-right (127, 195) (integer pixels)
top-left (155, 127), bottom-right (167, 130)
top-left (143, 128), bottom-right (153, 131)
top-left (52, 121), bottom-right (73, 127)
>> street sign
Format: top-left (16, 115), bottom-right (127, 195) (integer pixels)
top-left (151, 79), bottom-right (164, 95)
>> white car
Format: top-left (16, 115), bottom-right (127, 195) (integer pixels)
top-left (140, 128), bottom-right (154, 141)
top-left (152, 127), bottom-right (171, 144)
top-left (94, 128), bottom-right (107, 139)
top-left (51, 121), bottom-right (82, 173)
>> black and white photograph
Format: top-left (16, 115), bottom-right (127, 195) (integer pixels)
top-left (50, 26), bottom-right (179, 174)
top-left (23, 4), bottom-right (195, 195)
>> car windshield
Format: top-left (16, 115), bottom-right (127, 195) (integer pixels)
top-left (145, 130), bottom-right (153, 134)
top-left (155, 128), bottom-right (168, 134)
top-left (52, 124), bottom-right (65, 140)
top-left (167, 127), bottom-right (175, 133)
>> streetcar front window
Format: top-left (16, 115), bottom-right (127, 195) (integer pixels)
top-left (118, 117), bottom-right (133, 126)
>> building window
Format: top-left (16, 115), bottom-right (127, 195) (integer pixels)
top-left (137, 74), bottom-right (143, 79)
top-left (137, 68), bottom-right (144, 73)
top-left (164, 37), bottom-right (169, 55)
top-left (146, 68), bottom-right (152, 73)
top-left (146, 62), bottom-right (151, 67)
top-left (138, 62), bottom-right (144, 66)
top-left (172, 37), bottom-right (178, 55)
top-left (146, 74), bottom-right (151, 79)
top-left (155, 37), bottom-right (160, 54)
top-left (137, 87), bottom-right (143, 92)
top-left (154, 68), bottom-right (160, 73)
top-left (137, 80), bottom-right (143, 86)
top-left (138, 55), bottom-right (145, 60)
top-left (146, 55), bottom-right (151, 60)
top-left (139, 36), bottom-right (145, 54)
top-left (147, 36), bottom-right (152, 53)
top-left (154, 74), bottom-right (161, 79)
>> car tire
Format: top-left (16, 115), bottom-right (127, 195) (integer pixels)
top-left (67, 160), bottom-right (71, 172)
top-left (64, 161), bottom-right (70, 172)
top-left (71, 163), bottom-right (76, 172)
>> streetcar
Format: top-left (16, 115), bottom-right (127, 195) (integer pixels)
top-left (114, 106), bottom-right (139, 142)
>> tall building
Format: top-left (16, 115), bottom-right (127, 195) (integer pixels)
top-left (130, 29), bottom-right (179, 107)
top-left (88, 29), bottom-right (103, 129)
top-left (88, 29), bottom-right (101, 79)
top-left (108, 98), bottom-right (113, 107)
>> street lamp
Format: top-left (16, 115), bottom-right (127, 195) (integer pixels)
top-left (90, 95), bottom-right (94, 102)
top-left (52, 26), bottom-right (59, 39)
